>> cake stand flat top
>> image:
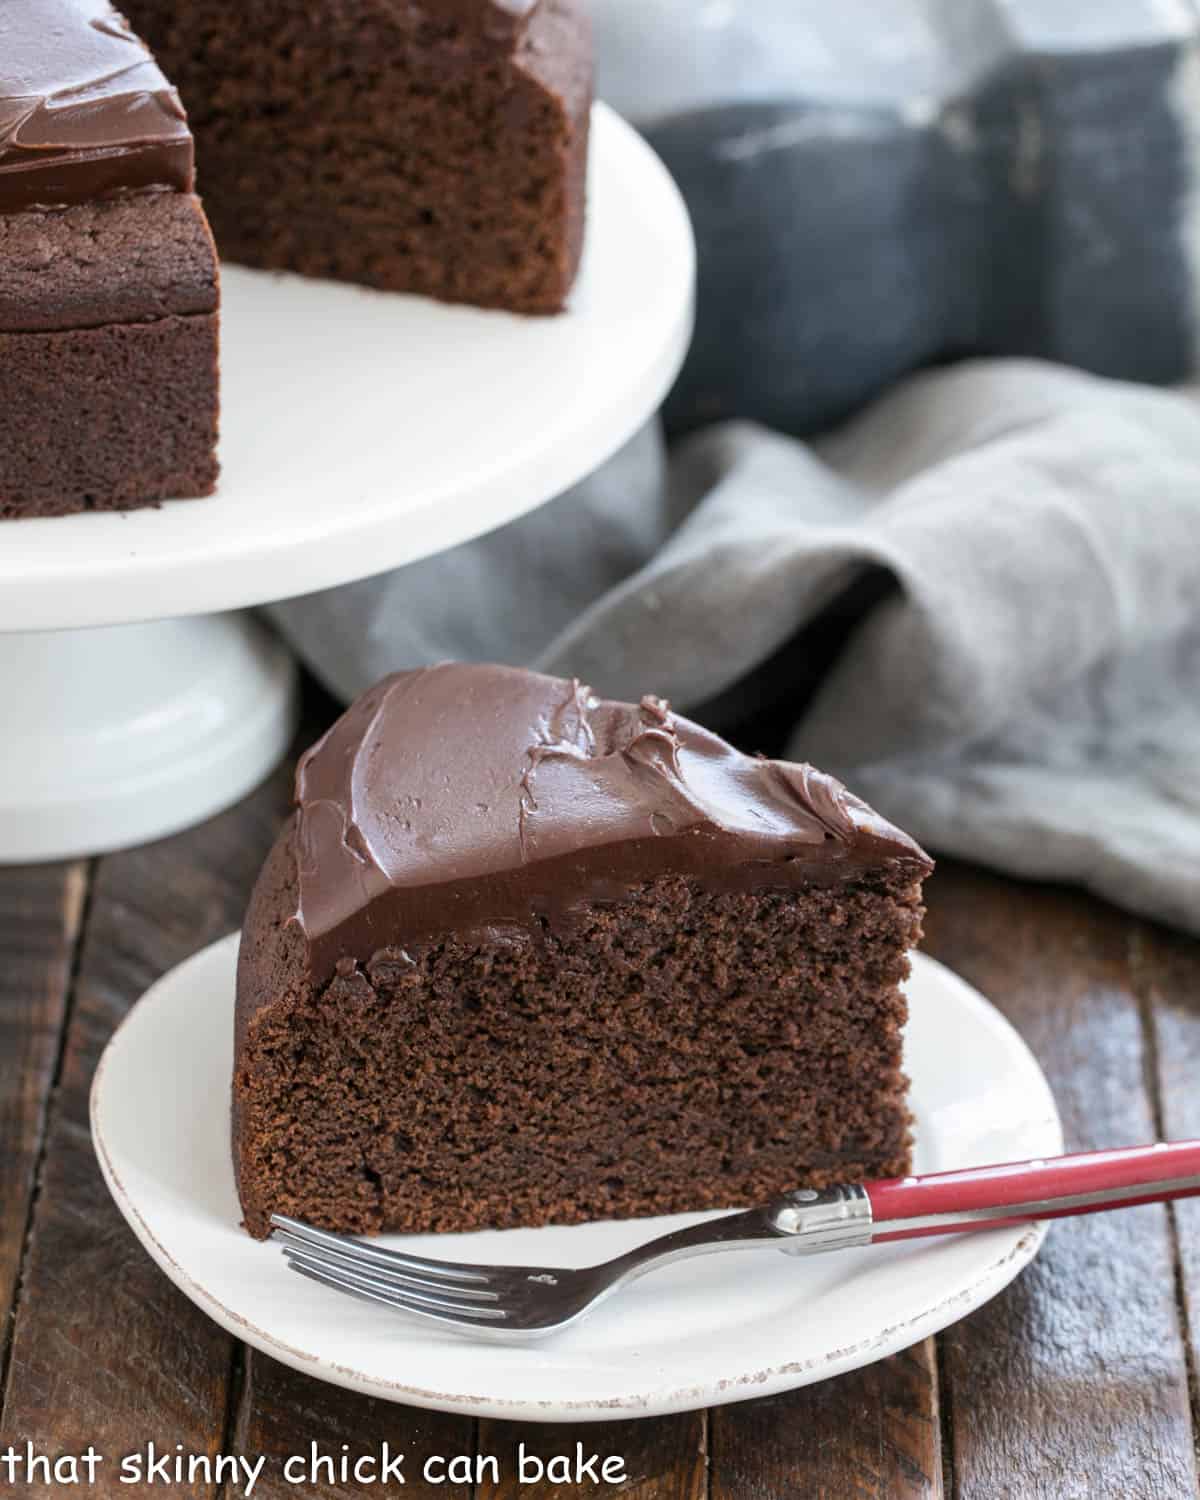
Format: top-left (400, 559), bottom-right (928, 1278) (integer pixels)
top-left (0, 104), bottom-right (693, 633)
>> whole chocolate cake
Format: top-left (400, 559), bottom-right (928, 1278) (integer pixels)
top-left (234, 664), bottom-right (933, 1239)
top-left (0, 0), bottom-right (219, 518)
top-left (121, 0), bottom-right (592, 313)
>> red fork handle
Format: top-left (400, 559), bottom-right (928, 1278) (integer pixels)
top-left (866, 1141), bottom-right (1200, 1243)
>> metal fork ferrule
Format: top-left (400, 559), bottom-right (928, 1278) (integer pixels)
top-left (767, 1184), bottom-right (873, 1254)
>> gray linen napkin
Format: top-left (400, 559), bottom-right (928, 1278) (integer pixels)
top-left (269, 359), bottom-right (1200, 935)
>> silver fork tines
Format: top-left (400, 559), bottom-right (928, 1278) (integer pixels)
top-left (272, 1217), bottom-right (514, 1334)
top-left (274, 1230), bottom-right (501, 1301)
top-left (287, 1261), bottom-right (513, 1331)
top-left (273, 1217), bottom-right (491, 1281)
top-left (269, 1189), bottom-right (872, 1343)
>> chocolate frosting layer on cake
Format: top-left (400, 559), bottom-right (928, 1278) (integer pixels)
top-left (293, 664), bottom-right (932, 982)
top-left (0, 0), bottom-right (193, 212)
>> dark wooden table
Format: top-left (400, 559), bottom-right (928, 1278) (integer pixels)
top-left (2, 694), bottom-right (1198, 1499)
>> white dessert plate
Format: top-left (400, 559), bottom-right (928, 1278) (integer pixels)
top-left (0, 104), bottom-right (694, 632)
top-left (91, 939), bottom-right (1061, 1422)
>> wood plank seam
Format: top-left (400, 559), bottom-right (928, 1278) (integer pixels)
top-left (0, 858), bottom-right (93, 1432)
top-left (1131, 923), bottom-right (1200, 1474)
top-left (214, 1341), bottom-right (248, 1500)
top-left (1167, 1198), bottom-right (1200, 1477)
top-left (935, 1334), bottom-right (954, 1499)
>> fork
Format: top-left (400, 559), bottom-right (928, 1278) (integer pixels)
top-left (272, 1139), bottom-right (1200, 1342)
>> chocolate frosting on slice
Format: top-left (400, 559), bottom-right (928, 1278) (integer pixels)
top-left (0, 0), bottom-right (192, 212)
top-left (292, 664), bottom-right (932, 984)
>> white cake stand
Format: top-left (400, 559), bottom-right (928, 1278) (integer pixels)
top-left (0, 104), bottom-right (694, 862)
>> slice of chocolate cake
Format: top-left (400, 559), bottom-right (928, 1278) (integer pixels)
top-left (234, 665), bottom-right (933, 1240)
top-left (121, 0), bottom-right (592, 313)
top-left (0, 0), bottom-right (219, 519)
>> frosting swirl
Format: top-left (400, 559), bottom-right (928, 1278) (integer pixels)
top-left (0, 0), bottom-right (192, 212)
top-left (293, 664), bottom-right (932, 980)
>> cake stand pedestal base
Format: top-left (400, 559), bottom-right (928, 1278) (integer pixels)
top-left (0, 614), bottom-right (297, 863)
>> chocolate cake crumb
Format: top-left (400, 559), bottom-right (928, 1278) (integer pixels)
top-left (122, 0), bottom-right (592, 312)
